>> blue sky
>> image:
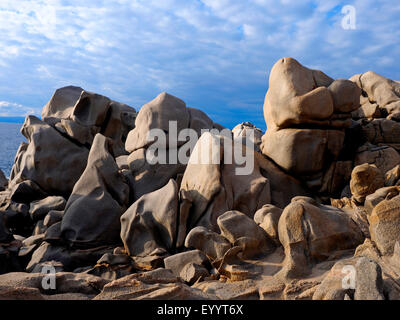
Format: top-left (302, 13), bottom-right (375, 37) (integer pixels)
top-left (0, 0), bottom-right (399, 130)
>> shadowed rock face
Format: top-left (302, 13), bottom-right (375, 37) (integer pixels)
top-left (124, 92), bottom-right (223, 201)
top-left (180, 132), bottom-right (271, 233)
top-left (42, 86), bottom-right (137, 157)
top-left (120, 179), bottom-right (179, 258)
top-left (61, 134), bottom-right (130, 248)
top-left (9, 116), bottom-right (90, 197)
top-left (3, 57), bottom-right (400, 300)
top-left (277, 197), bottom-right (364, 280)
top-left (0, 170), bottom-right (7, 192)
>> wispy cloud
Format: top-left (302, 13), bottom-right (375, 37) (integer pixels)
top-left (0, 0), bottom-right (399, 129)
top-left (0, 101), bottom-right (37, 117)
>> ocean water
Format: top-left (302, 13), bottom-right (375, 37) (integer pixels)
top-left (0, 122), bottom-right (25, 178)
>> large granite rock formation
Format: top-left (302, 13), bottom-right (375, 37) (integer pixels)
top-left (261, 57), bottom-right (360, 196)
top-left (2, 58), bottom-right (400, 301)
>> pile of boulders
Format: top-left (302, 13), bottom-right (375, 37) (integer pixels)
top-left (1, 58), bottom-right (400, 300)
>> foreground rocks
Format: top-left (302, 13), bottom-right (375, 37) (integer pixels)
top-left (1, 58), bottom-right (400, 300)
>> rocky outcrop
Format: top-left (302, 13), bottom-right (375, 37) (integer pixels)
top-left (120, 179), bottom-right (179, 260)
top-left (184, 226), bottom-right (231, 261)
top-left (369, 196), bottom-right (400, 255)
top-left (277, 197), bottom-right (364, 279)
top-left (93, 268), bottom-right (216, 300)
top-left (261, 57), bottom-right (359, 196)
top-left (217, 211), bottom-right (274, 259)
top-left (350, 163), bottom-right (384, 204)
top-left (42, 86), bottom-right (136, 156)
top-left (254, 204), bottom-right (283, 244)
top-left (313, 257), bottom-right (384, 300)
top-left (8, 116), bottom-right (89, 197)
top-left (125, 92), bottom-right (221, 201)
top-left (180, 132), bottom-right (271, 232)
top-left (60, 134), bottom-right (130, 248)
top-left (0, 271), bottom-right (109, 299)
top-left (350, 71), bottom-right (400, 118)
top-left (29, 196), bottom-right (66, 222)
top-left (2, 57), bottom-right (400, 300)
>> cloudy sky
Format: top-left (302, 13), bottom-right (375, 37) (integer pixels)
top-left (0, 0), bottom-right (399, 130)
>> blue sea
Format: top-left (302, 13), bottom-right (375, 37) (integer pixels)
top-left (0, 122), bottom-right (26, 178)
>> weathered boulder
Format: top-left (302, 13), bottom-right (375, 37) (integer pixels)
top-left (354, 257), bottom-right (385, 300)
top-left (61, 133), bottom-right (130, 248)
top-left (126, 92), bottom-right (189, 152)
top-left (125, 92), bottom-right (221, 201)
top-left (262, 128), bottom-right (345, 178)
top-left (254, 204), bottom-right (283, 244)
top-left (8, 116), bottom-right (89, 197)
top-left (115, 155), bottom-right (129, 170)
top-left (254, 152), bottom-right (311, 208)
top-left (42, 86), bottom-right (136, 156)
top-left (262, 57), bottom-right (334, 130)
top-left (18, 234), bottom-right (45, 267)
top-left (217, 211), bottom-right (274, 259)
top-left (26, 241), bottom-right (113, 272)
top-left (29, 196), bottom-right (66, 222)
top-left (86, 252), bottom-right (135, 281)
top-left (351, 71), bottom-right (400, 117)
top-left (369, 195), bottom-right (400, 255)
top-left (184, 226), bottom-right (231, 261)
top-left (350, 164), bottom-right (385, 203)
top-left (43, 210), bottom-right (64, 228)
top-left (261, 58), bottom-right (355, 193)
top-left (8, 180), bottom-right (48, 204)
top-left (126, 147), bottom-right (186, 201)
top-left (179, 263), bottom-right (210, 284)
top-left (313, 257), bottom-right (384, 300)
top-left (120, 179), bottom-right (179, 258)
top-left (164, 250), bottom-right (210, 278)
top-left (277, 198), bottom-right (364, 280)
top-left (328, 79), bottom-right (361, 113)
top-left (180, 132), bottom-right (271, 232)
top-left (101, 101), bottom-right (137, 157)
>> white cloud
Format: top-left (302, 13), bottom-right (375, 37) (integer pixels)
top-left (0, 101), bottom-right (36, 117)
top-left (0, 0), bottom-right (398, 128)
